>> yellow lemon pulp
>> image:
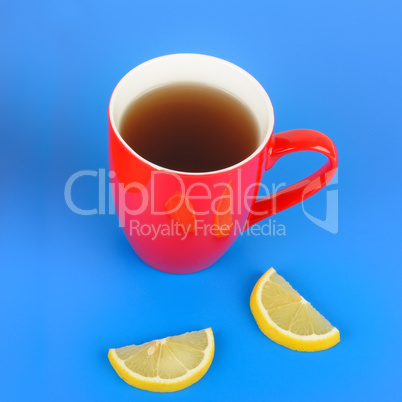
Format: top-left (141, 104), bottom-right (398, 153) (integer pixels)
top-left (250, 268), bottom-right (340, 352)
top-left (108, 328), bottom-right (214, 392)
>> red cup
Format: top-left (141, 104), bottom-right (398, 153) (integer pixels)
top-left (108, 54), bottom-right (338, 274)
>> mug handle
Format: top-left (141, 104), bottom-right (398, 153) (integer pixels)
top-left (244, 129), bottom-right (338, 228)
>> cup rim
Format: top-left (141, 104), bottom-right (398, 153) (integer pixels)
top-left (108, 53), bottom-right (274, 176)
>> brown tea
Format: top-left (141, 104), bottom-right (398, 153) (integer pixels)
top-left (119, 84), bottom-right (259, 172)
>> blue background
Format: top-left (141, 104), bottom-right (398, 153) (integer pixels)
top-left (1, 1), bottom-right (401, 400)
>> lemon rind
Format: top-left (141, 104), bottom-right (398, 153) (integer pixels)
top-left (108, 328), bottom-right (215, 392)
top-left (250, 268), bottom-right (340, 352)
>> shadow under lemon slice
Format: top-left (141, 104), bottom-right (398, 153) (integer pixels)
top-left (108, 328), bottom-right (214, 392)
top-left (250, 268), bottom-right (340, 352)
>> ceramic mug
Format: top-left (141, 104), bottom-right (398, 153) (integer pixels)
top-left (108, 54), bottom-right (338, 274)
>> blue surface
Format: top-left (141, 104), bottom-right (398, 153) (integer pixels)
top-left (1, 1), bottom-right (401, 400)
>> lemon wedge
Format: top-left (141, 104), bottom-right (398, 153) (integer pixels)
top-left (250, 268), bottom-right (340, 351)
top-left (108, 328), bottom-right (214, 392)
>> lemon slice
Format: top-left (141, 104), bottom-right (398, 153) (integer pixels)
top-left (108, 328), bottom-right (214, 392)
top-left (250, 268), bottom-right (340, 351)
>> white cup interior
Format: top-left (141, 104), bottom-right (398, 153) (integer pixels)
top-left (109, 53), bottom-right (274, 174)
